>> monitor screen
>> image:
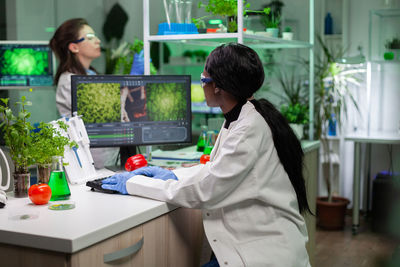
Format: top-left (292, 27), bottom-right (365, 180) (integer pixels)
top-left (71, 75), bottom-right (192, 147)
top-left (0, 41), bottom-right (55, 88)
top-left (191, 82), bottom-right (221, 114)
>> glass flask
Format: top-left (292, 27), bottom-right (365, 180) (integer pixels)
top-left (48, 156), bottom-right (71, 201)
top-left (203, 131), bottom-right (217, 155)
top-left (196, 125), bottom-right (208, 152)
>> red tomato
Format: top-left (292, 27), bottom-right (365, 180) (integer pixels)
top-left (200, 154), bottom-right (210, 164)
top-left (125, 154), bottom-right (148, 171)
top-left (28, 183), bottom-right (52, 205)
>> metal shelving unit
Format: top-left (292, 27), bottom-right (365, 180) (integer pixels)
top-left (143, 0), bottom-right (315, 140)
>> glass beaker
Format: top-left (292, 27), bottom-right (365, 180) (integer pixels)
top-left (168, 0), bottom-right (192, 24)
top-left (48, 156), bottom-right (71, 201)
top-left (182, 0), bottom-right (193, 24)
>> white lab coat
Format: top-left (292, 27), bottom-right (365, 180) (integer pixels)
top-left (56, 71), bottom-right (74, 117)
top-left (126, 101), bottom-right (311, 267)
top-left (55, 71), bottom-right (119, 169)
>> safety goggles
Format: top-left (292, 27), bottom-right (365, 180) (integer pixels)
top-left (200, 73), bottom-right (213, 87)
top-left (72, 33), bottom-right (98, 44)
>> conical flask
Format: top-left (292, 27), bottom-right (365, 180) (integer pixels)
top-left (48, 156), bottom-right (71, 201)
top-left (196, 125), bottom-right (208, 152)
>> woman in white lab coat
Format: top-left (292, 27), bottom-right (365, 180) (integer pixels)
top-left (50, 19), bottom-right (118, 169)
top-left (103, 43), bottom-right (312, 267)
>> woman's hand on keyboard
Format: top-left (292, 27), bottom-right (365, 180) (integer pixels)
top-left (101, 167), bottom-right (178, 194)
top-left (101, 172), bottom-right (136, 194)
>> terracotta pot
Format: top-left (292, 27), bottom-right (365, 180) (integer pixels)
top-left (13, 172), bottom-right (30, 198)
top-left (317, 196), bottom-right (350, 230)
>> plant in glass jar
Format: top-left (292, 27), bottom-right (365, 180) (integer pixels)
top-left (0, 96), bottom-right (34, 197)
top-left (30, 121), bottom-right (77, 184)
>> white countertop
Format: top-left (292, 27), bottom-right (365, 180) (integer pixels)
top-left (301, 140), bottom-right (320, 153)
top-left (0, 184), bottom-right (176, 253)
top-left (0, 141), bottom-right (320, 254)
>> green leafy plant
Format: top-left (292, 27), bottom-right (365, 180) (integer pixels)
top-left (284, 26), bottom-right (292, 32)
top-left (280, 103), bottom-right (309, 124)
top-left (275, 69), bottom-right (308, 107)
top-left (263, 13), bottom-right (280, 28)
top-left (30, 121), bottom-right (77, 167)
top-left (192, 18), bottom-right (207, 30)
top-left (113, 39), bottom-right (157, 75)
top-left (0, 96), bottom-right (34, 174)
top-left (385, 37), bottom-right (400, 50)
top-left (195, 1), bottom-right (270, 32)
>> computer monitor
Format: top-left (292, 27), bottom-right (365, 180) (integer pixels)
top-left (71, 75), bottom-right (192, 154)
top-left (191, 81), bottom-right (221, 114)
top-left (0, 41), bottom-right (55, 88)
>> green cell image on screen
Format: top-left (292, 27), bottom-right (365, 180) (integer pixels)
top-left (77, 83), bottom-right (121, 124)
top-left (0, 48), bottom-right (49, 75)
top-left (146, 83), bottom-right (187, 121)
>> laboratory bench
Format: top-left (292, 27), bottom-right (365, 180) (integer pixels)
top-left (0, 140), bottom-right (319, 267)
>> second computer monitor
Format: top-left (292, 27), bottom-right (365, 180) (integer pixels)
top-left (0, 41), bottom-right (55, 88)
top-left (71, 75), bottom-right (192, 147)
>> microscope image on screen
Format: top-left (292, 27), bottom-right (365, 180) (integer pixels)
top-left (1, 48), bottom-right (49, 76)
top-left (145, 82), bottom-right (187, 122)
top-left (0, 41), bottom-right (54, 88)
top-left (76, 82), bottom-right (121, 124)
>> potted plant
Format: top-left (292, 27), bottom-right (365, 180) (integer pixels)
top-left (282, 26), bottom-right (293, 40)
top-left (281, 103), bottom-right (308, 140)
top-left (263, 12), bottom-right (280, 37)
top-left (311, 34), bottom-right (361, 229)
top-left (196, 1), bottom-right (270, 33)
top-left (272, 69), bottom-right (308, 139)
top-left (384, 37), bottom-right (400, 60)
top-left (30, 121), bottom-right (77, 184)
top-left (0, 96), bottom-right (34, 197)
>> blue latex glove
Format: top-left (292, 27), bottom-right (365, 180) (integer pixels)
top-left (130, 50), bottom-right (144, 75)
top-left (133, 166), bottom-right (178, 181)
top-left (101, 166), bottom-right (178, 194)
top-left (101, 171), bottom-right (137, 195)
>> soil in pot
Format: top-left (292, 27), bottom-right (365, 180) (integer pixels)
top-left (317, 196), bottom-right (350, 230)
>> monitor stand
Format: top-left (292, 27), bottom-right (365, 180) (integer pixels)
top-left (105, 146), bottom-right (137, 172)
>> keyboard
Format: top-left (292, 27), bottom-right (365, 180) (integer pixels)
top-left (86, 177), bottom-right (119, 194)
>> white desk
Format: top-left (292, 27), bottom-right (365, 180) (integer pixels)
top-left (0, 142), bottom-right (320, 266)
top-left (0, 184), bottom-right (177, 253)
top-left (345, 131), bottom-right (400, 234)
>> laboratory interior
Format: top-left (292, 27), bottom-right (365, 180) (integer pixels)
top-left (0, 0), bottom-right (399, 266)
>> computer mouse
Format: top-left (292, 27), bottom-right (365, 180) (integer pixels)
top-left (0, 190), bottom-right (7, 208)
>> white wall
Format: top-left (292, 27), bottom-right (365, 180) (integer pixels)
top-left (339, 0), bottom-right (400, 210)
